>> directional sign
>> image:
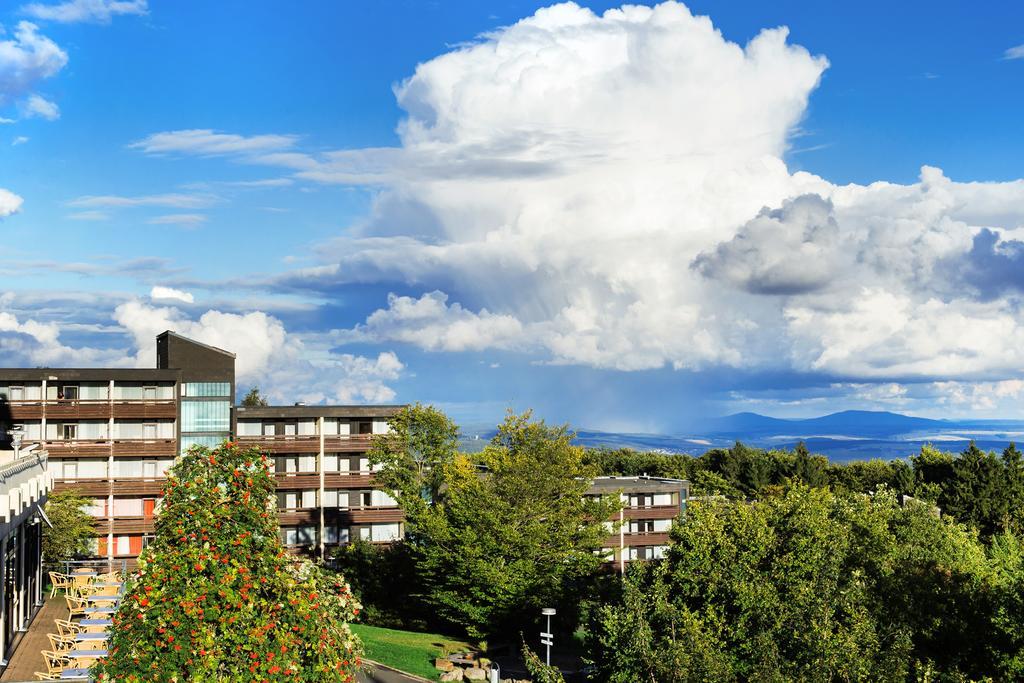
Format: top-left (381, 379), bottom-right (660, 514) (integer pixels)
top-left (540, 632), bottom-right (553, 639)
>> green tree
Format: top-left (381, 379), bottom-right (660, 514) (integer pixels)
top-left (95, 443), bottom-right (362, 682)
top-left (42, 489), bottom-right (95, 565)
top-left (240, 386), bottom-right (269, 407)
top-left (331, 539), bottom-right (424, 629)
top-left (368, 402), bottom-right (460, 512)
top-left (411, 411), bottom-right (620, 639)
top-left (588, 486), bottom-right (1006, 682)
top-left (942, 442), bottom-right (1010, 537)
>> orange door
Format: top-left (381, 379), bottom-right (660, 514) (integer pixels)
top-left (129, 535), bottom-right (143, 555)
top-left (143, 499), bottom-right (156, 518)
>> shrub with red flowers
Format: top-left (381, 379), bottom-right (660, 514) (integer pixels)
top-left (94, 442), bottom-right (362, 682)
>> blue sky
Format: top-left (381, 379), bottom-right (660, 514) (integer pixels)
top-left (1, 1), bottom-right (1024, 432)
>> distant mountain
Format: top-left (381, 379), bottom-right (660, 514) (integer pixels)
top-left (459, 411), bottom-right (1024, 462)
top-left (706, 410), bottom-right (950, 438)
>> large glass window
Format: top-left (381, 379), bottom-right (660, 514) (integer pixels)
top-left (180, 435), bottom-right (225, 452)
top-left (181, 401), bottom-right (230, 432)
top-left (182, 382), bottom-right (231, 397)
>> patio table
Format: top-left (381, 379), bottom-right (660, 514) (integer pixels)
top-left (66, 648), bottom-right (108, 666)
top-left (76, 632), bottom-right (110, 642)
top-left (80, 618), bottom-right (113, 627)
top-left (60, 668), bottom-right (92, 679)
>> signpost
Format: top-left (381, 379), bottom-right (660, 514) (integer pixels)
top-left (541, 607), bottom-right (556, 666)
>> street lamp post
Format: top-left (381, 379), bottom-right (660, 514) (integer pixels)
top-left (540, 607), bottom-right (556, 666)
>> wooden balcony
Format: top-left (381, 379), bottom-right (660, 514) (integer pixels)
top-left (44, 440), bottom-right (113, 457)
top-left (277, 509), bottom-right (319, 526)
top-left (6, 401), bottom-right (44, 420)
top-left (323, 435), bottom-right (375, 453)
top-left (40, 400), bottom-right (112, 419)
top-left (111, 400), bottom-right (177, 419)
top-left (272, 473), bottom-right (321, 489)
top-left (620, 531), bottom-right (671, 547)
top-left (111, 439), bottom-right (176, 457)
top-left (344, 507), bottom-right (404, 524)
top-left (323, 472), bottom-right (374, 488)
top-left (237, 436), bottom-right (320, 454)
top-left (110, 517), bottom-right (157, 534)
top-left (54, 479), bottom-right (111, 496)
top-left (4, 398), bottom-right (176, 420)
top-left (621, 505), bottom-right (681, 520)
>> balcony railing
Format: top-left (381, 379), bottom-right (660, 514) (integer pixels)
top-left (236, 434), bottom-right (376, 453)
top-left (40, 438), bottom-right (177, 457)
top-left (5, 398), bottom-right (176, 420)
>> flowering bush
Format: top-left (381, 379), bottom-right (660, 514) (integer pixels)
top-left (94, 442), bottom-right (362, 682)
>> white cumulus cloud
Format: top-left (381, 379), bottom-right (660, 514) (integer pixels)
top-left (112, 300), bottom-right (403, 404)
top-left (0, 188), bottom-right (24, 217)
top-left (21, 0), bottom-right (147, 24)
top-left (149, 286), bottom-right (194, 304)
top-left (18, 92), bottom-right (58, 119)
top-left (0, 21), bottom-right (66, 105)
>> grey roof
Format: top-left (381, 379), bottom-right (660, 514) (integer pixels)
top-left (235, 405), bottom-right (407, 419)
top-left (158, 330), bottom-right (237, 359)
top-left (0, 368), bottom-right (181, 381)
top-left (588, 475), bottom-right (690, 494)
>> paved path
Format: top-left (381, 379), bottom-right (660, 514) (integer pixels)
top-left (357, 661), bottom-right (428, 683)
top-left (1, 595), bottom-right (65, 681)
top-left (0, 598), bottom-right (424, 683)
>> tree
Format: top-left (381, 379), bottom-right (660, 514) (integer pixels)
top-left (367, 402), bottom-right (460, 517)
top-left (331, 539), bottom-right (424, 629)
top-left (240, 386), bottom-right (269, 407)
top-left (42, 489), bottom-right (95, 565)
top-left (408, 411), bottom-right (620, 639)
top-left (588, 486), bottom-right (1007, 681)
top-left (94, 443), bottom-right (362, 682)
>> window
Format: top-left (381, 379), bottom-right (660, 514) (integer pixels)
top-left (630, 520), bottom-right (654, 534)
top-left (180, 435), bottom-right (223, 452)
top-left (62, 423), bottom-right (78, 440)
top-left (182, 383), bottom-right (231, 397)
top-left (143, 423), bottom-right (157, 440)
top-left (322, 489), bottom-right (338, 507)
top-left (143, 461), bottom-right (158, 479)
top-left (323, 454), bottom-right (339, 472)
top-left (181, 401), bottom-right (230, 432)
top-left (237, 421), bottom-right (261, 437)
top-left (301, 490), bottom-right (317, 508)
top-left (653, 518), bottom-right (672, 532)
top-left (653, 493), bottom-right (673, 506)
top-left (61, 385), bottom-right (79, 401)
top-left (61, 460), bottom-right (78, 480)
top-left (299, 455), bottom-right (316, 473)
top-left (370, 523), bottom-right (401, 542)
top-left (264, 422), bottom-right (276, 436)
top-left (143, 386), bottom-right (156, 401)
top-left (298, 420), bottom-right (316, 436)
top-left (370, 490), bottom-right (397, 507)
top-left (9, 386), bottom-right (24, 401)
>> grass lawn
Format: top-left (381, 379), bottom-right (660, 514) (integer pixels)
top-left (352, 623), bottom-right (474, 681)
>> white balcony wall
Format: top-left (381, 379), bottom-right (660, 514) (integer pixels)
top-left (298, 420), bottom-right (316, 436)
top-left (113, 383), bottom-right (174, 400)
top-left (113, 498), bottom-right (143, 516)
top-left (372, 420), bottom-right (390, 434)
top-left (46, 420), bottom-right (109, 439)
top-left (236, 421), bottom-right (261, 436)
top-left (113, 420), bottom-right (174, 439)
top-left (370, 490), bottom-right (397, 508)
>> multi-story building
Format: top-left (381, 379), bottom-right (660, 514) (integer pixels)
top-left (0, 332), bottom-right (403, 563)
top-left (0, 441), bottom-right (51, 667)
top-left (0, 332), bottom-right (688, 571)
top-left (589, 475), bottom-right (689, 573)
top-left (234, 405), bottom-right (404, 557)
